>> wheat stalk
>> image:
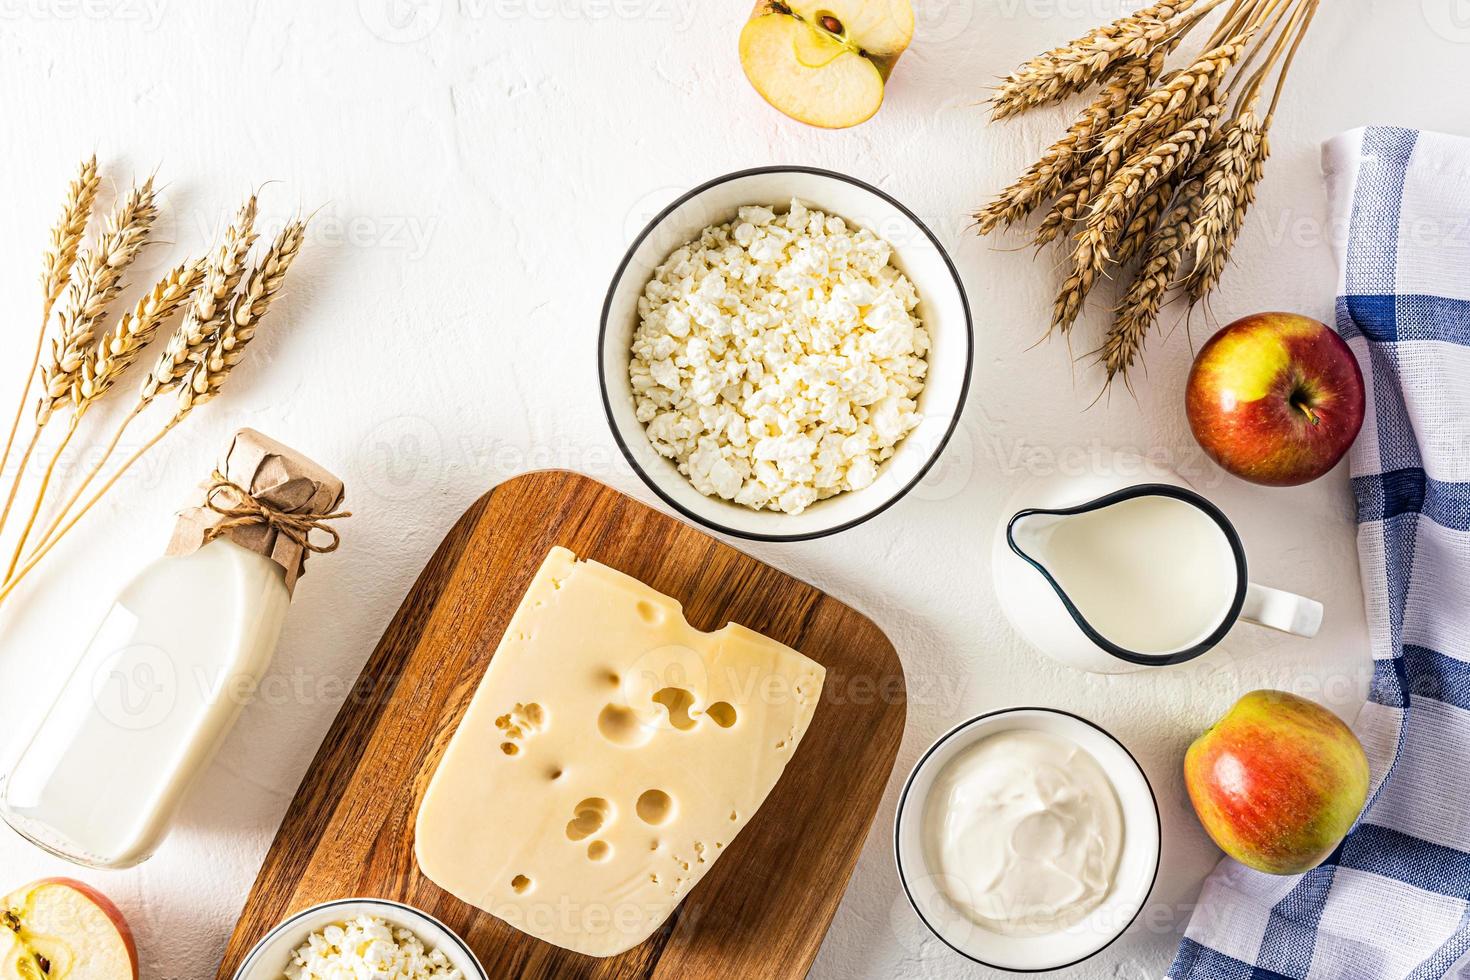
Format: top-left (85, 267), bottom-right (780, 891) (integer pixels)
top-left (1074, 105), bottom-right (1220, 277)
top-left (3, 179), bottom-right (162, 575)
top-left (40, 157), bottom-right (102, 312)
top-left (1102, 178), bottom-right (1206, 387)
top-left (23, 194), bottom-right (260, 568)
top-left (142, 194), bottom-right (259, 403)
top-left (37, 178), bottom-right (159, 425)
top-left (976, 53), bottom-right (1163, 235)
top-left (1185, 111), bottom-right (1270, 303)
top-left (5, 209), bottom-right (311, 599)
top-left (1112, 177), bottom-right (1180, 266)
top-left (79, 259), bottom-right (206, 407)
top-left (177, 219), bottom-right (306, 416)
top-left (0, 177), bottom-right (157, 550)
top-left (4, 259), bottom-right (204, 580)
top-left (0, 157), bottom-right (101, 521)
top-left (1034, 31), bottom-right (1251, 247)
top-left (973, 0), bottom-right (1318, 391)
top-left (0, 423), bottom-right (176, 604)
top-left (1052, 172), bottom-right (1188, 333)
top-left (989, 0), bottom-right (1222, 118)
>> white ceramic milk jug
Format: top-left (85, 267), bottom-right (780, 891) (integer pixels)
top-left (990, 456), bottom-right (1322, 674)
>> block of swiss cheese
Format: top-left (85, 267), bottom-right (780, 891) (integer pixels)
top-left (415, 546), bottom-right (826, 957)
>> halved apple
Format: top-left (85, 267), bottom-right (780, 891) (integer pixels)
top-left (1, 879), bottom-right (137, 980)
top-left (739, 0), bottom-right (914, 129)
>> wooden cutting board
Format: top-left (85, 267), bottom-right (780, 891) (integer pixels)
top-left (217, 470), bottom-right (907, 979)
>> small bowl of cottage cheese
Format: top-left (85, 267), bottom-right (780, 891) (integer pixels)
top-left (232, 899), bottom-right (486, 980)
top-left (601, 167), bottom-right (972, 541)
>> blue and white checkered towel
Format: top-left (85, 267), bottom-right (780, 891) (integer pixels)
top-left (1171, 126), bottom-right (1470, 979)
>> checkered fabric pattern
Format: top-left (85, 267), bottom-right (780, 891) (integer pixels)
top-left (1170, 127), bottom-right (1470, 979)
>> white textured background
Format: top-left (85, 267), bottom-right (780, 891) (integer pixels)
top-left (0, 2), bottom-right (1465, 978)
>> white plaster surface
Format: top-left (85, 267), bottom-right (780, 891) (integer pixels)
top-left (0, 2), bottom-right (1464, 978)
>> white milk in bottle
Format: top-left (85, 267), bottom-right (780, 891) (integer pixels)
top-left (0, 430), bottom-right (346, 868)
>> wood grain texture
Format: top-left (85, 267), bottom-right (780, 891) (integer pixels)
top-left (217, 470), bottom-right (906, 979)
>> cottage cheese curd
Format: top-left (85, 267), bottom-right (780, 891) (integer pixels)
top-left (283, 915), bottom-right (463, 980)
top-left (629, 198), bottom-right (928, 515)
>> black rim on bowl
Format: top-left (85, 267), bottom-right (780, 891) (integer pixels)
top-left (598, 165), bottom-right (975, 543)
top-left (233, 898), bottom-right (485, 979)
top-left (892, 707), bottom-right (1162, 974)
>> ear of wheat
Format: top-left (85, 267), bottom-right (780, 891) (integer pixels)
top-left (143, 194), bottom-right (259, 403)
top-left (0, 179), bottom-right (311, 605)
top-left (0, 157), bottom-right (101, 526)
top-left (177, 218), bottom-right (306, 416)
top-left (80, 259), bottom-right (207, 407)
top-left (988, 0), bottom-right (1230, 118)
top-left (976, 0), bottom-right (1320, 393)
top-left (0, 176), bottom-right (158, 554)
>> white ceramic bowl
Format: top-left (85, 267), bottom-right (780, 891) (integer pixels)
top-left (600, 166), bottom-right (973, 541)
top-left (894, 708), bottom-right (1160, 973)
top-left (232, 898), bottom-right (487, 980)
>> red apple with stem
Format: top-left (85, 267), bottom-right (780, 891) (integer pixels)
top-left (1185, 690), bottom-right (1370, 875)
top-left (1186, 313), bottom-right (1365, 486)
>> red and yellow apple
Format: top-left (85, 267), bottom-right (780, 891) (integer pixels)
top-left (1185, 690), bottom-right (1370, 875)
top-left (739, 0), bottom-right (914, 129)
top-left (1186, 313), bottom-right (1365, 486)
top-left (1, 879), bottom-right (137, 980)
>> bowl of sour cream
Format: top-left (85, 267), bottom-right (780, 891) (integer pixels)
top-left (894, 708), bottom-right (1160, 972)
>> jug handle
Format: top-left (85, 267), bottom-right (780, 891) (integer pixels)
top-left (1242, 583), bottom-right (1323, 638)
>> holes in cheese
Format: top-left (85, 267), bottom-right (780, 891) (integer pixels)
top-left (495, 701), bottom-right (546, 758)
top-left (706, 701), bottom-right (737, 728)
top-left (597, 703), bottom-right (654, 748)
top-left (565, 798), bottom-right (613, 841)
top-left (651, 687), bottom-right (698, 731)
top-left (413, 546), bottom-right (826, 958)
top-left (636, 789), bottom-right (675, 826)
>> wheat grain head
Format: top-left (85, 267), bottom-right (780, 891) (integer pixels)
top-left (176, 218), bottom-right (307, 418)
top-left (142, 194), bottom-right (259, 403)
top-left (36, 178), bottom-right (158, 425)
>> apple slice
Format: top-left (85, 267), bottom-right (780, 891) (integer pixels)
top-left (739, 0), bottom-right (913, 129)
top-left (787, 0), bottom-right (913, 57)
top-left (0, 926), bottom-right (45, 980)
top-left (2, 880), bottom-right (137, 980)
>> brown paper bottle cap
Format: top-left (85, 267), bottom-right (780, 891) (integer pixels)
top-left (166, 429), bottom-right (347, 596)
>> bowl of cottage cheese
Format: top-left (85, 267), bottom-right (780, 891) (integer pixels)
top-left (601, 167), bottom-right (972, 541)
top-left (232, 899), bottom-right (486, 980)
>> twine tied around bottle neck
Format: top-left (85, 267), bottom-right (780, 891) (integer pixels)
top-left (201, 470), bottom-right (352, 555)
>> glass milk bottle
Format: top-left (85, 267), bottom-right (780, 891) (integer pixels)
top-left (0, 429), bottom-right (346, 869)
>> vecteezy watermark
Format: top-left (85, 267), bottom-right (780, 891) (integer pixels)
top-left (354, 414), bottom-right (636, 506)
top-left (0, 0), bottom-right (167, 28)
top-left (358, 0), bottom-right (442, 43)
top-left (357, 414), bottom-right (447, 503)
top-left (1422, 0), bottom-right (1470, 43)
top-left (982, 432), bottom-right (1229, 490)
top-left (181, 206), bottom-right (438, 263)
top-left (91, 642), bottom-right (178, 732)
top-left (917, 0), bottom-right (977, 43)
top-left (359, 0), bottom-right (698, 43)
top-left (988, 0), bottom-right (1150, 21)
